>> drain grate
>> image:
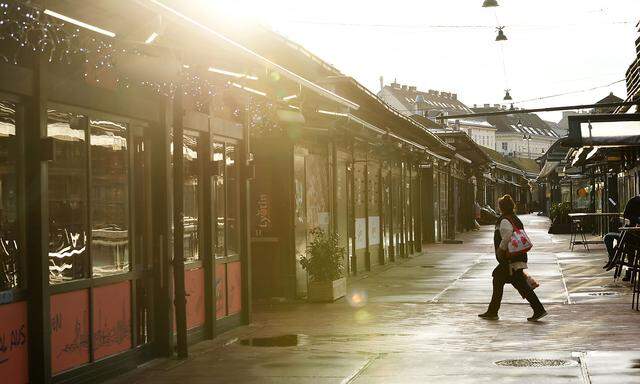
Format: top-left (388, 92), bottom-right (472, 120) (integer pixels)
top-left (495, 358), bottom-right (576, 368)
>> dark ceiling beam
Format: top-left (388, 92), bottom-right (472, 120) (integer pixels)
top-left (436, 101), bottom-right (640, 121)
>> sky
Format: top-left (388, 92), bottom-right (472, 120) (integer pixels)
top-left (205, 0), bottom-right (640, 122)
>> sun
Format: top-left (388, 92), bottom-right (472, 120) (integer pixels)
top-left (201, 0), bottom-right (286, 25)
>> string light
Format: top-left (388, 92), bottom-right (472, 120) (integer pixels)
top-left (0, 1), bottom-right (221, 108)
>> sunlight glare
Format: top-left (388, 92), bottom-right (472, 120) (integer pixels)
top-left (203, 0), bottom-right (285, 25)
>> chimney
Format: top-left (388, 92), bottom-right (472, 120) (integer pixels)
top-left (484, 103), bottom-right (490, 108)
top-left (379, 76), bottom-right (384, 91)
top-left (452, 93), bottom-right (457, 100)
top-left (473, 104), bottom-right (477, 108)
top-left (494, 104), bottom-right (501, 109)
top-left (441, 92), bottom-right (450, 98)
top-left (409, 85), bottom-right (417, 92)
top-left (401, 85), bottom-right (408, 90)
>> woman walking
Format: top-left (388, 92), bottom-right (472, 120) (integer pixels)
top-left (478, 195), bottom-right (547, 321)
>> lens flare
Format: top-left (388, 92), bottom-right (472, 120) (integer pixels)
top-left (347, 289), bottom-right (368, 308)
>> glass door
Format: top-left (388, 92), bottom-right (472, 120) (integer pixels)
top-left (212, 139), bottom-right (243, 321)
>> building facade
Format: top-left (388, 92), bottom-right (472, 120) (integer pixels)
top-left (378, 83), bottom-right (497, 150)
top-left (472, 105), bottom-right (560, 159)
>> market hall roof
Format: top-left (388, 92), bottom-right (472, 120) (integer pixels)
top-left (434, 131), bottom-right (492, 166)
top-left (42, 0), bottom-right (359, 110)
top-left (478, 146), bottom-right (527, 176)
top-left (181, 11), bottom-right (454, 154)
top-left (319, 76), bottom-right (453, 153)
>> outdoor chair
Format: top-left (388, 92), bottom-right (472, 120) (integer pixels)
top-left (570, 218), bottom-right (590, 252)
top-left (608, 229), bottom-right (640, 309)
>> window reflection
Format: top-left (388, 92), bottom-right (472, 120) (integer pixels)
top-left (90, 119), bottom-right (129, 277)
top-left (226, 144), bottom-right (240, 256)
top-left (48, 110), bottom-right (88, 284)
top-left (212, 142), bottom-right (225, 258)
top-left (184, 134), bottom-right (200, 262)
top-left (0, 102), bottom-right (20, 290)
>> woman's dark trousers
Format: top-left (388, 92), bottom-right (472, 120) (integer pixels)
top-left (487, 265), bottom-right (545, 314)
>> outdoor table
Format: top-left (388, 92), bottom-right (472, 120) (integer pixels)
top-left (568, 213), bottom-right (623, 250)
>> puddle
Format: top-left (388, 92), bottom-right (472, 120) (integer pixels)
top-left (239, 334), bottom-right (306, 347)
top-left (495, 358), bottom-right (577, 368)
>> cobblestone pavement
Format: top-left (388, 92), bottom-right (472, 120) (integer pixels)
top-left (111, 214), bottom-right (640, 383)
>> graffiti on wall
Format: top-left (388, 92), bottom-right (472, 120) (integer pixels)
top-left (0, 301), bottom-right (28, 383)
top-left (92, 281), bottom-right (131, 360)
top-left (50, 290), bottom-right (90, 374)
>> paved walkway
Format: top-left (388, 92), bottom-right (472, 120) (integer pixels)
top-left (111, 214), bottom-right (640, 383)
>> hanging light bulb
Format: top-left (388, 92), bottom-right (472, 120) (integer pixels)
top-left (503, 89), bottom-right (513, 101)
top-left (482, 0), bottom-right (499, 7)
top-left (495, 26), bottom-right (508, 41)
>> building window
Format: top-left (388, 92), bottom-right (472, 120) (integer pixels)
top-left (501, 142), bottom-right (508, 151)
top-left (48, 109), bottom-right (136, 284)
top-left (212, 142), bottom-right (225, 258)
top-left (225, 144), bottom-right (240, 257)
top-left (0, 101), bottom-right (21, 291)
top-left (183, 133), bottom-right (200, 263)
top-left (90, 119), bottom-right (130, 277)
top-left (48, 110), bottom-right (89, 284)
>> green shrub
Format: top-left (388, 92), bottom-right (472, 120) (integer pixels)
top-left (550, 202), bottom-right (571, 224)
top-left (300, 228), bottom-right (345, 282)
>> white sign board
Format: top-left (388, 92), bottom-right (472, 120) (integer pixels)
top-left (368, 216), bottom-right (380, 245)
top-left (355, 218), bottom-right (366, 250)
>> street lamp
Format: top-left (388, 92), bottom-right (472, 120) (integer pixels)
top-left (522, 134), bottom-right (532, 159)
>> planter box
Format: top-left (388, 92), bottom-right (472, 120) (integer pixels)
top-left (307, 277), bottom-right (346, 302)
top-left (548, 221), bottom-right (572, 234)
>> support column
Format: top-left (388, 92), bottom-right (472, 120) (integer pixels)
top-left (26, 55), bottom-right (51, 383)
top-left (172, 87), bottom-right (188, 358)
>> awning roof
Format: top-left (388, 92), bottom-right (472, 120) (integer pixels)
top-left (436, 131), bottom-right (492, 166)
top-left (142, 0), bottom-right (359, 110)
top-left (567, 113), bottom-right (640, 147)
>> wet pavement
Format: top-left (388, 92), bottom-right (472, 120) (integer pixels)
top-left (110, 214), bottom-right (640, 383)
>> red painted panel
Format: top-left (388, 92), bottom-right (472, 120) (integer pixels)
top-left (185, 268), bottom-right (205, 330)
top-left (0, 301), bottom-right (28, 383)
top-left (50, 291), bottom-right (90, 374)
top-left (227, 262), bottom-right (242, 315)
top-left (92, 281), bottom-right (131, 360)
top-left (215, 264), bottom-right (226, 319)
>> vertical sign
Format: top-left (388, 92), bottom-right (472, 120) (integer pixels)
top-left (93, 281), bottom-right (131, 360)
top-left (0, 301), bottom-right (28, 383)
top-left (368, 216), bottom-right (380, 245)
top-left (355, 218), bottom-right (366, 250)
top-left (51, 291), bottom-right (89, 374)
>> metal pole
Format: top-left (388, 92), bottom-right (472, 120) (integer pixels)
top-left (172, 86), bottom-right (188, 359)
top-left (436, 100), bottom-right (640, 121)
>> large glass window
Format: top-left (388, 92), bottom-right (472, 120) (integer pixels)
top-left (183, 133), bottom-right (200, 263)
top-left (0, 102), bottom-right (20, 290)
top-left (225, 144), bottom-right (240, 256)
top-left (48, 110), bottom-right (89, 284)
top-left (212, 142), bottom-right (225, 258)
top-left (90, 119), bottom-right (129, 277)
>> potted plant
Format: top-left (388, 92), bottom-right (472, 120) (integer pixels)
top-left (300, 228), bottom-right (346, 302)
top-left (549, 202), bottom-right (572, 234)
